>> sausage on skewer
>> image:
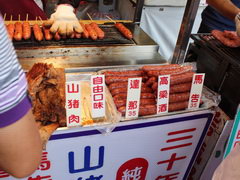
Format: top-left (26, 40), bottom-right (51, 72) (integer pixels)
top-left (33, 24), bottom-right (43, 41)
top-left (90, 22), bottom-right (105, 39)
top-left (13, 22), bottom-right (23, 41)
top-left (23, 21), bottom-right (31, 40)
top-left (115, 23), bottom-right (133, 39)
top-left (80, 22), bottom-right (89, 38)
top-left (6, 23), bottom-right (15, 40)
top-left (85, 24), bottom-right (97, 40)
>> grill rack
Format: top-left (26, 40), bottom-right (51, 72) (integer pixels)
top-left (191, 33), bottom-right (240, 67)
top-left (13, 25), bottom-right (135, 48)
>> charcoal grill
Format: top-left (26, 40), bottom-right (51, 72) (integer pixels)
top-left (13, 25), bottom-right (134, 48)
top-left (186, 33), bottom-right (240, 118)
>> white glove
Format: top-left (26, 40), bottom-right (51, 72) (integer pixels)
top-left (45, 4), bottom-right (83, 36)
top-left (212, 143), bottom-right (240, 180)
top-left (235, 13), bottom-right (240, 37)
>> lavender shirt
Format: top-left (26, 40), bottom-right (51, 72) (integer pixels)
top-left (0, 16), bottom-right (31, 128)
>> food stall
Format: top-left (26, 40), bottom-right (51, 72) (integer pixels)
top-left (0, 0), bottom-right (220, 179)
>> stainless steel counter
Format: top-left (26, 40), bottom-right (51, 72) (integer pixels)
top-left (16, 24), bottom-right (166, 70)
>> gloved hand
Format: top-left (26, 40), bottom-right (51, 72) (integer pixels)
top-left (44, 4), bottom-right (83, 36)
top-left (235, 13), bottom-right (240, 37)
top-left (212, 143), bottom-right (240, 180)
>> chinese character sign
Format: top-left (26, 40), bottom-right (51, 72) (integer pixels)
top-left (91, 75), bottom-right (106, 118)
top-left (125, 78), bottom-right (142, 119)
top-left (66, 81), bottom-right (81, 127)
top-left (157, 75), bottom-right (170, 114)
top-left (188, 73), bottom-right (205, 109)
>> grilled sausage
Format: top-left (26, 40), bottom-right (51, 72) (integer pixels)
top-left (115, 23), bottom-right (133, 39)
top-left (169, 92), bottom-right (190, 103)
top-left (23, 21), bottom-right (31, 40)
top-left (114, 98), bottom-right (156, 108)
top-left (104, 70), bottom-right (144, 77)
top-left (142, 64), bottom-right (180, 72)
top-left (168, 101), bottom-right (188, 112)
top-left (43, 27), bottom-right (53, 41)
top-left (33, 24), bottom-right (43, 41)
top-left (118, 104), bottom-right (157, 116)
top-left (90, 22), bottom-right (105, 39)
top-left (170, 72), bottom-right (194, 85)
top-left (13, 22), bottom-right (23, 41)
top-left (145, 76), bottom-right (157, 86)
top-left (75, 32), bottom-right (82, 38)
top-left (170, 83), bottom-right (192, 94)
top-left (111, 86), bottom-right (153, 96)
top-left (54, 32), bottom-right (61, 41)
top-left (80, 22), bottom-right (89, 38)
top-left (147, 66), bottom-right (193, 77)
top-left (105, 76), bottom-right (142, 84)
top-left (6, 23), bottom-right (15, 40)
top-left (211, 29), bottom-right (240, 47)
top-left (113, 93), bottom-right (155, 101)
top-left (85, 24), bottom-right (97, 40)
top-left (109, 82), bottom-right (146, 91)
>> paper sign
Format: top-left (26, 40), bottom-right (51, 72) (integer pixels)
top-left (224, 105), bottom-right (240, 158)
top-left (157, 75), bottom-right (170, 114)
top-left (91, 75), bottom-right (106, 118)
top-left (65, 81), bottom-right (81, 127)
top-left (188, 73), bottom-right (205, 109)
top-left (125, 78), bottom-right (142, 119)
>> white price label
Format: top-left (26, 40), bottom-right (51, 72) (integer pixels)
top-left (91, 75), bottom-right (106, 118)
top-left (188, 73), bottom-right (205, 109)
top-left (65, 81), bottom-right (81, 127)
top-left (157, 75), bottom-right (170, 114)
top-left (125, 78), bottom-right (142, 119)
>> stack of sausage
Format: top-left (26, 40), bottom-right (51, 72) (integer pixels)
top-left (104, 64), bottom-right (195, 117)
top-left (211, 30), bottom-right (240, 48)
top-left (5, 21), bottom-right (105, 41)
top-left (143, 64), bottom-right (194, 113)
top-left (104, 70), bottom-right (156, 116)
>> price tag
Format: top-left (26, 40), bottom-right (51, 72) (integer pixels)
top-left (157, 75), bottom-right (170, 114)
top-left (91, 75), bottom-right (106, 118)
top-left (65, 81), bottom-right (81, 127)
top-left (188, 73), bottom-right (205, 109)
top-left (125, 78), bottom-right (142, 119)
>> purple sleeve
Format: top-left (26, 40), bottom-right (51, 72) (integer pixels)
top-left (0, 96), bottom-right (32, 128)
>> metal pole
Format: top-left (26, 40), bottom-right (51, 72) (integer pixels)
top-left (134, 0), bottom-right (145, 23)
top-left (171, 0), bottom-right (201, 64)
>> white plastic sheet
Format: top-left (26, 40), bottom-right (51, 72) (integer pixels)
top-left (140, 6), bottom-right (205, 61)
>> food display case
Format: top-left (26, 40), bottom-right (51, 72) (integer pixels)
top-left (1, 0), bottom-right (222, 179)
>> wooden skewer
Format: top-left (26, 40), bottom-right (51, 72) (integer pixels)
top-left (106, 15), bottom-right (116, 24)
top-left (3, 13), bottom-right (6, 21)
top-left (26, 14), bottom-right (28, 21)
top-left (10, 15), bottom-right (12, 22)
top-left (87, 13), bottom-right (93, 22)
top-left (18, 14), bottom-right (21, 21)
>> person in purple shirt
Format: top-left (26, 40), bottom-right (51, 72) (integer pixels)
top-left (0, 16), bottom-right (42, 178)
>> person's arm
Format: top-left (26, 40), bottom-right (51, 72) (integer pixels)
top-left (0, 110), bottom-right (42, 178)
top-left (207, 0), bottom-right (240, 20)
top-left (0, 16), bottom-right (42, 178)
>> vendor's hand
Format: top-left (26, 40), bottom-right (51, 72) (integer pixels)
top-left (235, 13), bottom-right (240, 37)
top-left (44, 4), bottom-right (83, 36)
top-left (212, 143), bottom-right (240, 180)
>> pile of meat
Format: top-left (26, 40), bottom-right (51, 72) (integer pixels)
top-left (211, 30), bottom-right (240, 47)
top-left (104, 64), bottom-right (195, 116)
top-left (27, 63), bottom-right (66, 127)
